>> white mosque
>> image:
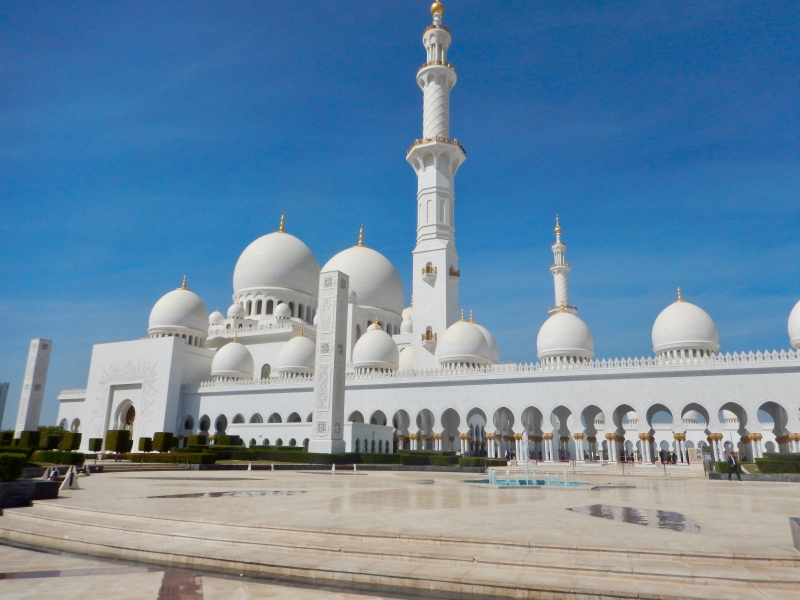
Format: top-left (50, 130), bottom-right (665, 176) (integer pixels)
top-left (57, 1), bottom-right (800, 464)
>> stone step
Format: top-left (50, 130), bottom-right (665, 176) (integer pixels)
top-left (3, 504), bottom-right (799, 593)
top-left (0, 506), bottom-right (793, 600)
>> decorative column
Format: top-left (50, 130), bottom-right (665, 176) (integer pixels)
top-left (586, 436), bottom-right (596, 460)
top-left (753, 433), bottom-right (763, 457)
top-left (573, 433), bottom-right (585, 462)
top-left (309, 271), bottom-right (349, 454)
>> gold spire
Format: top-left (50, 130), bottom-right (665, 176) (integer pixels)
top-left (298, 325), bottom-right (304, 337)
top-left (554, 215), bottom-right (562, 236)
top-left (431, 0), bottom-right (444, 16)
top-left (460, 308), bottom-right (465, 321)
top-left (677, 287), bottom-right (683, 302)
top-left (180, 275), bottom-right (187, 290)
top-left (358, 223), bottom-right (364, 247)
top-left (278, 211), bottom-right (285, 233)
top-left (469, 310), bottom-right (474, 323)
top-left (233, 332), bottom-right (239, 342)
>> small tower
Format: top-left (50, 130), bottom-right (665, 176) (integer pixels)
top-left (408, 0), bottom-right (464, 369)
top-left (548, 216), bottom-right (577, 315)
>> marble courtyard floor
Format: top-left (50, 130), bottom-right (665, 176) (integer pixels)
top-left (1, 467), bottom-right (799, 598)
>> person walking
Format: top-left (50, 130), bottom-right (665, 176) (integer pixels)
top-left (727, 452), bottom-right (742, 481)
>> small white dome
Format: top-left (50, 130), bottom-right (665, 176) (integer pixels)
top-left (233, 231), bottom-right (320, 297)
top-left (652, 295), bottom-right (719, 356)
top-left (209, 310), bottom-right (225, 325)
top-left (400, 308), bottom-right (413, 334)
top-left (719, 409), bottom-right (739, 422)
top-left (227, 303), bottom-right (246, 319)
top-left (274, 302), bottom-right (291, 318)
top-left (682, 410), bottom-right (706, 423)
top-left (398, 346), bottom-right (413, 370)
top-left (537, 311), bottom-right (594, 361)
top-left (352, 322), bottom-right (400, 371)
top-left (437, 319), bottom-right (491, 366)
top-left (472, 320), bottom-right (499, 363)
top-left (788, 299), bottom-right (800, 349)
top-left (148, 284), bottom-right (209, 336)
top-left (321, 245), bottom-right (403, 315)
top-left (277, 331), bottom-right (316, 375)
top-left (211, 340), bottom-right (254, 379)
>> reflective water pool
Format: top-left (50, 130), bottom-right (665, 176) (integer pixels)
top-left (567, 504), bottom-right (701, 533)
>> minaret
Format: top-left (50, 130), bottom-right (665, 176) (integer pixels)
top-left (548, 216), bottom-right (577, 315)
top-left (408, 1), bottom-right (465, 369)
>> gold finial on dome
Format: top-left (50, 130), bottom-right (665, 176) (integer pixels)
top-left (469, 310), bottom-right (474, 324)
top-left (358, 223), bottom-right (364, 247)
top-left (554, 215), bottom-right (562, 235)
top-left (233, 332), bottom-right (239, 342)
top-left (431, 0), bottom-right (444, 16)
top-left (180, 275), bottom-right (188, 290)
top-left (460, 308), bottom-right (465, 321)
top-left (676, 287), bottom-right (683, 302)
top-left (279, 211), bottom-right (285, 233)
top-left (559, 300), bottom-right (566, 312)
top-left (298, 325), bottom-right (304, 337)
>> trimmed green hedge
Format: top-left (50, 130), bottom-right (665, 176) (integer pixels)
top-left (88, 438), bottom-right (103, 452)
top-left (458, 457), bottom-right (486, 468)
top-left (399, 450), bottom-right (456, 457)
top-left (42, 434), bottom-right (61, 450)
top-left (31, 450), bottom-right (86, 466)
top-left (105, 430), bottom-right (131, 453)
top-left (400, 455), bottom-right (429, 466)
top-left (0, 445), bottom-right (36, 458)
top-left (60, 432), bottom-right (82, 451)
top-left (0, 453), bottom-right (27, 482)
top-left (429, 455), bottom-right (459, 466)
top-left (713, 461), bottom-right (733, 473)
top-left (359, 453), bottom-right (401, 464)
top-left (756, 458), bottom-right (800, 474)
top-left (760, 453), bottom-right (800, 462)
top-left (126, 453), bottom-right (216, 464)
top-left (152, 432), bottom-right (175, 453)
top-left (138, 437), bottom-right (153, 452)
top-left (18, 431), bottom-right (40, 449)
top-left (215, 435), bottom-right (242, 446)
top-left (0, 431), bottom-right (13, 445)
top-left (187, 434), bottom-right (207, 446)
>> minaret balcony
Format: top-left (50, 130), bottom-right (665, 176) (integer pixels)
top-left (418, 60), bottom-right (456, 74)
top-left (421, 330), bottom-right (438, 348)
top-left (407, 136), bottom-right (466, 157)
top-left (449, 266), bottom-right (460, 278)
top-left (424, 24), bottom-right (450, 34)
top-left (548, 304), bottom-right (578, 315)
top-left (421, 265), bottom-right (438, 282)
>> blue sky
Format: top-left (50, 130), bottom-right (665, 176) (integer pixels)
top-left (1, 0), bottom-right (798, 429)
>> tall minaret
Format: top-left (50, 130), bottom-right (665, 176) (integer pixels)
top-left (549, 216), bottom-right (577, 315)
top-left (407, 0), bottom-right (465, 369)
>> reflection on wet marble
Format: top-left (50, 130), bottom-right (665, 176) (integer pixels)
top-left (148, 490), bottom-right (305, 498)
top-left (568, 504), bottom-right (700, 533)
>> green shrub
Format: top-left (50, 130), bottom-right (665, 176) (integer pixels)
top-left (0, 453), bottom-right (27, 482)
top-left (760, 453), bottom-right (800, 462)
top-left (428, 455), bottom-right (459, 466)
top-left (713, 461), bottom-right (731, 473)
top-left (215, 435), bottom-right (241, 446)
top-left (755, 459), bottom-right (800, 474)
top-left (18, 431), bottom-right (41, 449)
top-left (398, 450), bottom-right (455, 457)
top-left (400, 455), bottom-right (430, 466)
top-left (126, 453), bottom-right (216, 464)
top-left (60, 432), bottom-right (82, 451)
top-left (0, 431), bottom-right (13, 445)
top-left (105, 430), bottom-right (131, 453)
top-left (359, 453), bottom-right (401, 464)
top-left (0, 445), bottom-right (36, 458)
top-left (188, 434), bottom-right (207, 446)
top-left (152, 432), bottom-right (175, 453)
top-left (88, 438), bottom-right (103, 452)
top-left (31, 450), bottom-right (86, 466)
top-left (458, 457), bottom-right (486, 468)
top-left (138, 437), bottom-right (153, 452)
top-left (44, 434), bottom-right (62, 450)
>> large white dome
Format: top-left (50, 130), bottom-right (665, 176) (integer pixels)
top-left (352, 322), bottom-right (400, 371)
top-left (148, 284), bottom-right (209, 337)
top-left (321, 245), bottom-right (403, 315)
top-left (437, 319), bottom-right (491, 367)
top-left (788, 299), bottom-right (800, 349)
top-left (472, 320), bottom-right (499, 363)
top-left (652, 294), bottom-right (719, 356)
top-left (211, 340), bottom-right (254, 379)
top-left (536, 311), bottom-right (594, 361)
top-left (277, 331), bottom-right (316, 375)
top-left (233, 231), bottom-right (320, 297)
